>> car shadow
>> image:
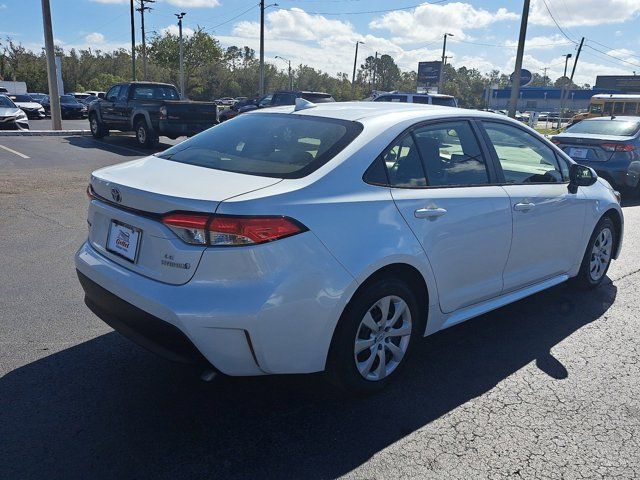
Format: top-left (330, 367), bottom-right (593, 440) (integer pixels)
top-left (1, 281), bottom-right (616, 480)
top-left (621, 195), bottom-right (640, 208)
top-left (64, 135), bottom-right (176, 157)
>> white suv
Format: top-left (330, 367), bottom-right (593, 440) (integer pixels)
top-left (76, 101), bottom-right (622, 394)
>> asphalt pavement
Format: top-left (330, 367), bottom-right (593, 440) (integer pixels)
top-left (1, 136), bottom-right (639, 480)
top-left (28, 117), bottom-right (90, 131)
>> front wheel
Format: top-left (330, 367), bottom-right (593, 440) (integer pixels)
top-left (89, 114), bottom-right (108, 139)
top-left (571, 216), bottom-right (616, 290)
top-left (326, 278), bottom-right (422, 395)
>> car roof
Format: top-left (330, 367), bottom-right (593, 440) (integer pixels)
top-left (247, 101), bottom-right (511, 123)
top-left (582, 115), bottom-right (640, 122)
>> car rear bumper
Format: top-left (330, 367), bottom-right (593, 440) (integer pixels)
top-left (75, 234), bottom-right (354, 376)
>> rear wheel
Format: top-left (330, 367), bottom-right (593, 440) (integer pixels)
top-left (89, 114), bottom-right (108, 139)
top-left (135, 119), bottom-right (158, 148)
top-left (571, 216), bottom-right (616, 290)
top-left (327, 277), bottom-right (422, 395)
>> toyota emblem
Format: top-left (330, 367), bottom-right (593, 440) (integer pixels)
top-left (111, 188), bottom-right (122, 203)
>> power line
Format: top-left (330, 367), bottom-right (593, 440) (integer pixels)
top-left (540, 0), bottom-right (577, 44)
top-left (584, 38), bottom-right (640, 61)
top-left (584, 43), bottom-right (640, 69)
top-left (276, 0), bottom-right (449, 16)
top-left (204, 3), bottom-right (260, 31)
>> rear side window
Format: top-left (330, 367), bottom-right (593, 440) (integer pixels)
top-left (156, 113), bottom-right (363, 179)
top-left (483, 122), bottom-right (564, 184)
top-left (430, 97), bottom-right (457, 107)
top-left (105, 85), bottom-right (121, 101)
top-left (383, 135), bottom-right (427, 188)
top-left (413, 121), bottom-right (490, 187)
top-left (374, 95), bottom-right (407, 103)
top-left (413, 96), bottom-right (430, 104)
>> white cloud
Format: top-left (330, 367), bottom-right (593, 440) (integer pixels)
top-left (530, 0), bottom-right (640, 27)
top-left (85, 32), bottom-right (105, 44)
top-left (164, 0), bottom-right (220, 7)
top-left (161, 24), bottom-right (195, 36)
top-left (503, 34), bottom-right (573, 51)
top-left (369, 2), bottom-right (519, 44)
top-left (0, 4), bottom-right (7, 10)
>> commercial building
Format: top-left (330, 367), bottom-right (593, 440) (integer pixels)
top-left (486, 87), bottom-right (617, 113)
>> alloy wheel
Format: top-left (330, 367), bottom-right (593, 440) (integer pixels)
top-left (354, 295), bottom-right (412, 381)
top-left (589, 227), bottom-right (612, 282)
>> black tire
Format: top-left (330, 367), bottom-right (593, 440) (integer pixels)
top-left (135, 119), bottom-right (159, 148)
top-left (326, 277), bottom-right (423, 395)
top-left (571, 216), bottom-right (616, 290)
top-left (89, 113), bottom-right (108, 139)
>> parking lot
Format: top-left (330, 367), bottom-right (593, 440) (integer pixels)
top-left (1, 135), bottom-right (640, 479)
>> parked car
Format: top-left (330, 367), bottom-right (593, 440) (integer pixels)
top-left (76, 101), bottom-right (623, 394)
top-left (28, 93), bottom-right (47, 103)
top-left (552, 116), bottom-right (640, 194)
top-left (0, 94), bottom-right (29, 130)
top-left (216, 97), bottom-right (236, 106)
top-left (373, 92), bottom-right (457, 107)
top-left (88, 82), bottom-right (218, 147)
top-left (219, 91), bottom-right (335, 121)
top-left (0, 86), bottom-right (8, 94)
top-left (7, 93), bottom-right (45, 119)
top-left (78, 94), bottom-right (100, 106)
top-left (69, 92), bottom-right (91, 101)
top-left (84, 90), bottom-right (106, 98)
top-left (41, 94), bottom-right (87, 119)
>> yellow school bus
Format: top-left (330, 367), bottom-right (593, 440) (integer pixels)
top-left (572, 94), bottom-right (640, 123)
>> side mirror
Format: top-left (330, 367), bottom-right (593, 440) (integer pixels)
top-left (569, 164), bottom-right (597, 193)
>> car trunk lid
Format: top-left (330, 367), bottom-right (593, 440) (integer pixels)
top-left (88, 156), bottom-right (281, 284)
top-left (554, 133), bottom-right (634, 162)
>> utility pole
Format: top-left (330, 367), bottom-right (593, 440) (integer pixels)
top-left (41, 0), bottom-right (61, 130)
top-left (175, 12), bottom-right (186, 98)
top-left (137, 0), bottom-right (155, 80)
top-left (372, 51), bottom-right (378, 91)
top-left (351, 40), bottom-right (364, 99)
top-left (130, 0), bottom-right (136, 80)
top-left (259, 0), bottom-right (265, 95)
top-left (557, 52), bottom-right (573, 128)
top-left (508, 0), bottom-right (530, 118)
top-left (559, 37), bottom-right (584, 127)
top-left (439, 33), bottom-right (453, 94)
top-left (540, 67), bottom-right (548, 86)
top-left (275, 56), bottom-right (292, 90)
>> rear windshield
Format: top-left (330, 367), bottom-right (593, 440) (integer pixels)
top-left (431, 97), bottom-right (457, 107)
top-left (9, 94), bottom-right (33, 102)
top-left (132, 85), bottom-right (179, 100)
top-left (565, 119), bottom-right (640, 136)
top-left (60, 95), bottom-right (78, 103)
top-left (156, 113), bottom-right (363, 178)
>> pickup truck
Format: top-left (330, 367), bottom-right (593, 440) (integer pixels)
top-left (88, 82), bottom-right (218, 148)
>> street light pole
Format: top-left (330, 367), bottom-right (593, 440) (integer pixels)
top-left (259, 0), bottom-right (265, 95)
top-left (439, 33), bottom-right (453, 94)
top-left (351, 40), bottom-right (364, 99)
top-left (275, 55), bottom-right (292, 90)
top-left (175, 12), bottom-right (186, 98)
top-left (136, 0), bottom-right (155, 81)
top-left (41, 0), bottom-right (61, 130)
top-left (130, 0), bottom-right (136, 80)
top-left (508, 0), bottom-right (530, 119)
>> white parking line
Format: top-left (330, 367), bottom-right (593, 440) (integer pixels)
top-left (0, 144), bottom-right (30, 159)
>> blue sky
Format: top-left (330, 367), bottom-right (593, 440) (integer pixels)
top-left (2, 0), bottom-right (640, 85)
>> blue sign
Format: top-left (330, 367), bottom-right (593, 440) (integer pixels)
top-left (511, 69), bottom-right (533, 87)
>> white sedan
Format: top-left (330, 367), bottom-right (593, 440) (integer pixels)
top-left (76, 101), bottom-right (623, 394)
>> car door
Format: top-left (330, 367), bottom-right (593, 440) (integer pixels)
top-left (112, 84), bottom-right (130, 126)
top-left (480, 121), bottom-right (587, 292)
top-left (101, 85), bottom-right (121, 123)
top-left (385, 120), bottom-right (512, 313)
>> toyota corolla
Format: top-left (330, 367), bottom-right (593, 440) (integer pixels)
top-left (76, 101), bottom-right (623, 394)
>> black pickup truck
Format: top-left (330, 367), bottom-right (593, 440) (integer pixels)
top-left (88, 82), bottom-right (218, 147)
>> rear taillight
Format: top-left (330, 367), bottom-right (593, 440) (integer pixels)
top-left (551, 138), bottom-right (561, 145)
top-left (162, 213), bottom-right (307, 246)
top-left (601, 143), bottom-right (635, 152)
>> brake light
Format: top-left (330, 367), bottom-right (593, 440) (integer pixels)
top-left (162, 213), bottom-right (307, 246)
top-left (601, 143), bottom-right (635, 152)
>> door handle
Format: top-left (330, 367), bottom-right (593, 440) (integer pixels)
top-left (513, 201), bottom-right (536, 212)
top-left (414, 207), bottom-right (447, 219)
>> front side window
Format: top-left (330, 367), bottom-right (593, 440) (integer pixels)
top-left (156, 113), bottom-right (363, 179)
top-left (117, 85), bottom-right (129, 101)
top-left (413, 121), bottom-right (490, 187)
top-left (105, 85), bottom-right (120, 102)
top-left (483, 122), bottom-right (564, 184)
top-left (382, 135), bottom-right (427, 188)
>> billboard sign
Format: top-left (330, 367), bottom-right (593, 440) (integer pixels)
top-left (595, 75), bottom-right (640, 93)
top-left (510, 69), bottom-right (533, 87)
top-left (417, 61), bottom-right (442, 88)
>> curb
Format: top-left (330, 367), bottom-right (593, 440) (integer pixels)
top-left (0, 129), bottom-right (92, 137)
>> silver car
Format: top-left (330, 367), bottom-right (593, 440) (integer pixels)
top-left (0, 94), bottom-right (29, 130)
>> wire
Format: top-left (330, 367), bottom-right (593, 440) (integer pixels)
top-left (275, 0), bottom-right (449, 16)
top-left (584, 44), bottom-right (640, 69)
top-left (540, 0), bottom-right (578, 44)
top-left (204, 3), bottom-right (260, 31)
top-left (584, 38), bottom-right (640, 61)
top-left (452, 38), bottom-right (572, 49)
